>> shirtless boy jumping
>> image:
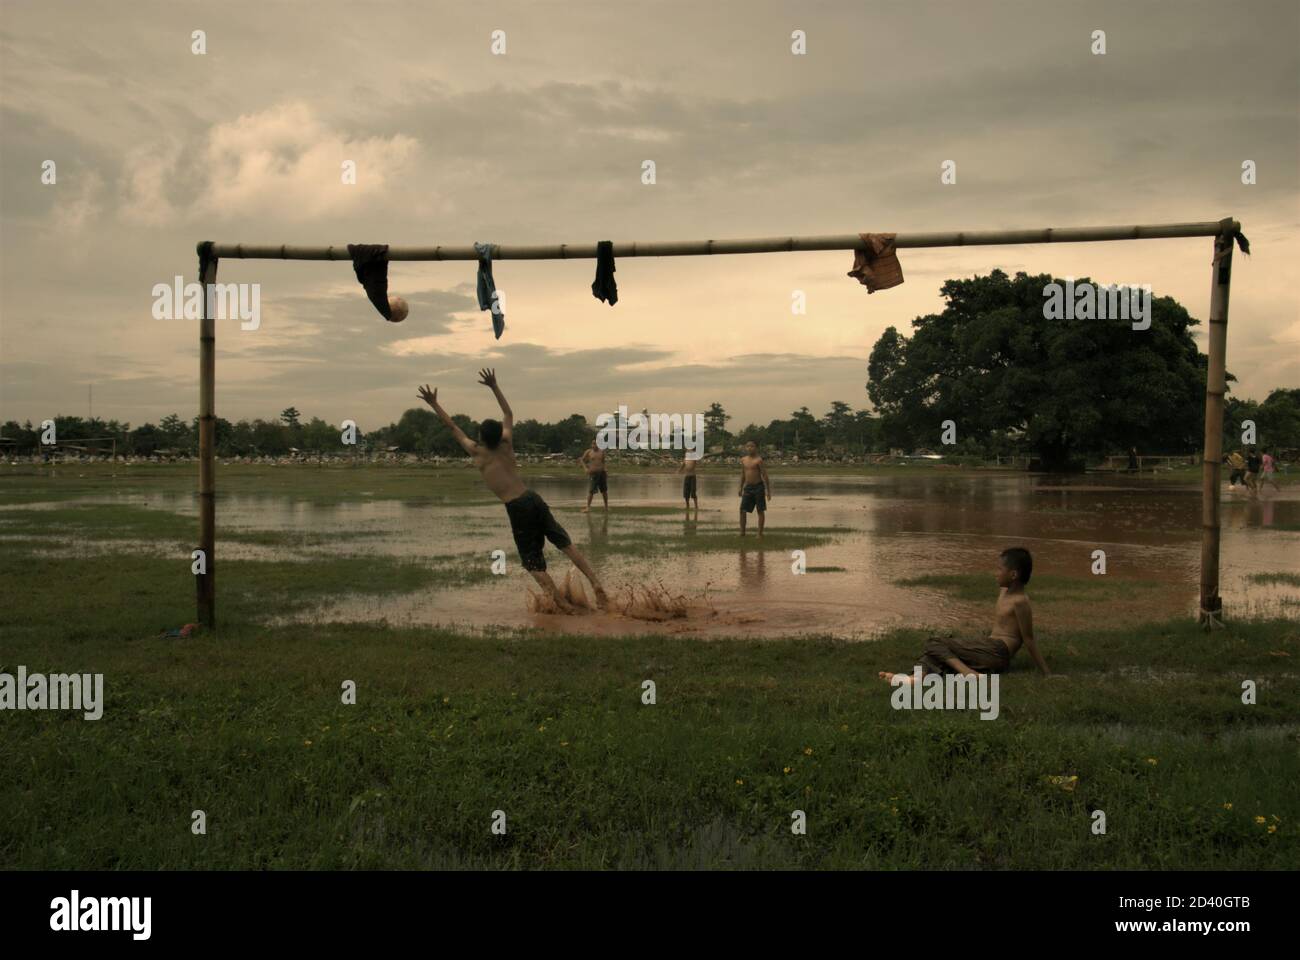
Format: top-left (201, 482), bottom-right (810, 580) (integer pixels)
top-left (581, 440), bottom-right (609, 513)
top-left (419, 369), bottom-right (607, 611)
top-left (879, 547), bottom-right (1052, 682)
top-left (738, 441), bottom-right (771, 536)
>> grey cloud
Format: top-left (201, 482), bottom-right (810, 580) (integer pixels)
top-left (1, 0), bottom-right (1295, 429)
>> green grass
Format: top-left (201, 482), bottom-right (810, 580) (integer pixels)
top-left (1248, 572), bottom-right (1300, 587)
top-left (0, 503), bottom-right (195, 540)
top-left (2, 607), bottom-right (1296, 869)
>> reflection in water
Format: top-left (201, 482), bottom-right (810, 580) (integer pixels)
top-left (585, 511), bottom-right (609, 549)
top-left (738, 546), bottom-right (767, 592)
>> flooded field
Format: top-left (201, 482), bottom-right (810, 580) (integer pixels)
top-left (11, 468), bottom-right (1297, 639)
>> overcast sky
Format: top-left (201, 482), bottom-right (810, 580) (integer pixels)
top-left (2, 0), bottom-right (1296, 433)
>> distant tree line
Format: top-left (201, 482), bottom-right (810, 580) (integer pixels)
top-left (0, 403), bottom-right (886, 458)
top-left (6, 390), bottom-right (1295, 464)
top-left (6, 270), bottom-right (1296, 465)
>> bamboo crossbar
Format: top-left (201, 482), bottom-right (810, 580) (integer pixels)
top-left (204, 220), bottom-right (1239, 261)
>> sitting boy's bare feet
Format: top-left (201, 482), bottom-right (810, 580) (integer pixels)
top-left (879, 671), bottom-right (914, 684)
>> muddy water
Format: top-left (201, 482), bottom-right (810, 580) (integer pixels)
top-left (28, 473), bottom-right (1299, 639)
top-left (176, 472), bottom-right (1297, 640)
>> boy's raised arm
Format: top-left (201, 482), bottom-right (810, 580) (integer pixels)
top-left (1015, 600), bottom-right (1051, 676)
top-left (417, 384), bottom-right (477, 456)
top-left (477, 367), bottom-right (512, 438)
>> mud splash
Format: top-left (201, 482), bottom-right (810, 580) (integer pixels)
top-left (527, 574), bottom-right (717, 624)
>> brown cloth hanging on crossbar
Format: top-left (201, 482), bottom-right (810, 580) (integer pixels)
top-left (847, 232), bottom-right (904, 293)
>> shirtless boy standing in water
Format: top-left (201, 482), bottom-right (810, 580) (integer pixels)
top-left (581, 440), bottom-right (609, 513)
top-left (657, 450), bottom-right (712, 514)
top-left (738, 441), bottom-right (771, 536)
top-left (879, 547), bottom-right (1053, 682)
top-left (418, 369), bottom-right (607, 611)
top-left (679, 452), bottom-right (703, 514)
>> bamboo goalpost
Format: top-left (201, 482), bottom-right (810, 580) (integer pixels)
top-left (195, 218), bottom-right (1242, 628)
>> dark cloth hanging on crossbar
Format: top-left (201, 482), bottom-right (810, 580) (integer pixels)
top-left (475, 241), bottom-right (506, 339)
top-left (197, 240), bottom-right (216, 282)
top-left (591, 240), bottom-right (618, 305)
top-left (847, 232), bottom-right (904, 293)
top-left (347, 243), bottom-right (393, 320)
top-left (1215, 217), bottom-right (1251, 260)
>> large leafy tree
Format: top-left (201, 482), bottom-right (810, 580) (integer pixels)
top-left (703, 402), bottom-right (731, 452)
top-left (867, 270), bottom-right (1209, 470)
top-left (1224, 388), bottom-right (1300, 453)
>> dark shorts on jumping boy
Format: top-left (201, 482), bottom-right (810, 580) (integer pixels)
top-left (683, 474), bottom-right (697, 500)
top-left (504, 490), bottom-right (571, 571)
top-left (740, 482), bottom-right (766, 514)
top-left (588, 470), bottom-right (608, 495)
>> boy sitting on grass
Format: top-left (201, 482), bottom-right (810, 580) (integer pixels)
top-left (880, 547), bottom-right (1053, 683)
top-left (418, 369), bottom-right (607, 613)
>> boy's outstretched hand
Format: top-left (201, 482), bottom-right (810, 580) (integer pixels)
top-left (417, 384), bottom-right (438, 407)
top-left (477, 368), bottom-right (497, 388)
